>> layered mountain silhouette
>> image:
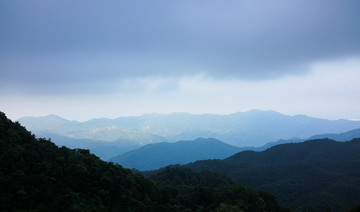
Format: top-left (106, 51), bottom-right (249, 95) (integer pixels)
top-left (110, 137), bottom-right (242, 170)
top-left (0, 111), bottom-right (288, 211)
top-left (18, 110), bottom-right (360, 159)
top-left (4, 109), bottom-right (360, 210)
top-left (251, 127), bottom-right (360, 151)
top-left (111, 128), bottom-right (360, 171)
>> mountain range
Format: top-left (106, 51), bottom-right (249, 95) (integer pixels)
top-left (4, 109), bottom-right (360, 211)
top-left (0, 111), bottom-right (288, 211)
top-left (110, 128), bottom-right (360, 171)
top-left (18, 110), bottom-right (360, 160)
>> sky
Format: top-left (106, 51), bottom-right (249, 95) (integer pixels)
top-left (1, 0), bottom-right (360, 121)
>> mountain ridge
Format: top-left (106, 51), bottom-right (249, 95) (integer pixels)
top-left (110, 137), bottom-right (242, 171)
top-left (181, 138), bottom-right (360, 211)
top-left (18, 110), bottom-right (360, 148)
top-left (254, 127), bottom-right (360, 151)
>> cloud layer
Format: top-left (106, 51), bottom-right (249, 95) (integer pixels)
top-left (2, 57), bottom-right (360, 121)
top-left (1, 0), bottom-right (360, 95)
top-left (1, 1), bottom-right (360, 121)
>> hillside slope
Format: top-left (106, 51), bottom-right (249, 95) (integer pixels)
top-left (39, 132), bottom-right (140, 161)
top-left (110, 137), bottom-right (242, 170)
top-left (185, 138), bottom-right (360, 211)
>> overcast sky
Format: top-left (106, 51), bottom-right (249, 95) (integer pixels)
top-left (1, 0), bottom-right (360, 121)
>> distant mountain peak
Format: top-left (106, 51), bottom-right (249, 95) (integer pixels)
top-left (18, 114), bottom-right (75, 122)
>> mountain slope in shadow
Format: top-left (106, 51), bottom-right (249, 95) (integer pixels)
top-left (183, 138), bottom-right (360, 211)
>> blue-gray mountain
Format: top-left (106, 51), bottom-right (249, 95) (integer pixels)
top-left (251, 127), bottom-right (360, 152)
top-left (110, 138), bottom-right (242, 171)
top-left (19, 110), bottom-right (360, 148)
top-left (111, 128), bottom-right (360, 171)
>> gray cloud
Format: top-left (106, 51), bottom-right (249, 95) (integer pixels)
top-left (1, 0), bottom-right (360, 94)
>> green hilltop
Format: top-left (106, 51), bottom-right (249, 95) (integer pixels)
top-left (183, 138), bottom-right (360, 211)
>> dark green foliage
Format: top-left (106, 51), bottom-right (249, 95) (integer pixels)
top-left (0, 111), bottom-right (287, 211)
top-left (149, 166), bottom-right (236, 187)
top-left (0, 111), bottom-right (155, 211)
top-left (185, 138), bottom-right (360, 211)
top-left (148, 166), bottom-right (289, 212)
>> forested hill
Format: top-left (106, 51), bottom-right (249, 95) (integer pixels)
top-left (0, 111), bottom-right (288, 211)
top-left (185, 138), bottom-right (360, 211)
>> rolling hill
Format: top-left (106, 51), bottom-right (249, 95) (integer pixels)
top-left (112, 128), bottom-right (360, 171)
top-left (182, 138), bottom-right (360, 211)
top-left (253, 127), bottom-right (360, 151)
top-left (110, 137), bottom-right (242, 170)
